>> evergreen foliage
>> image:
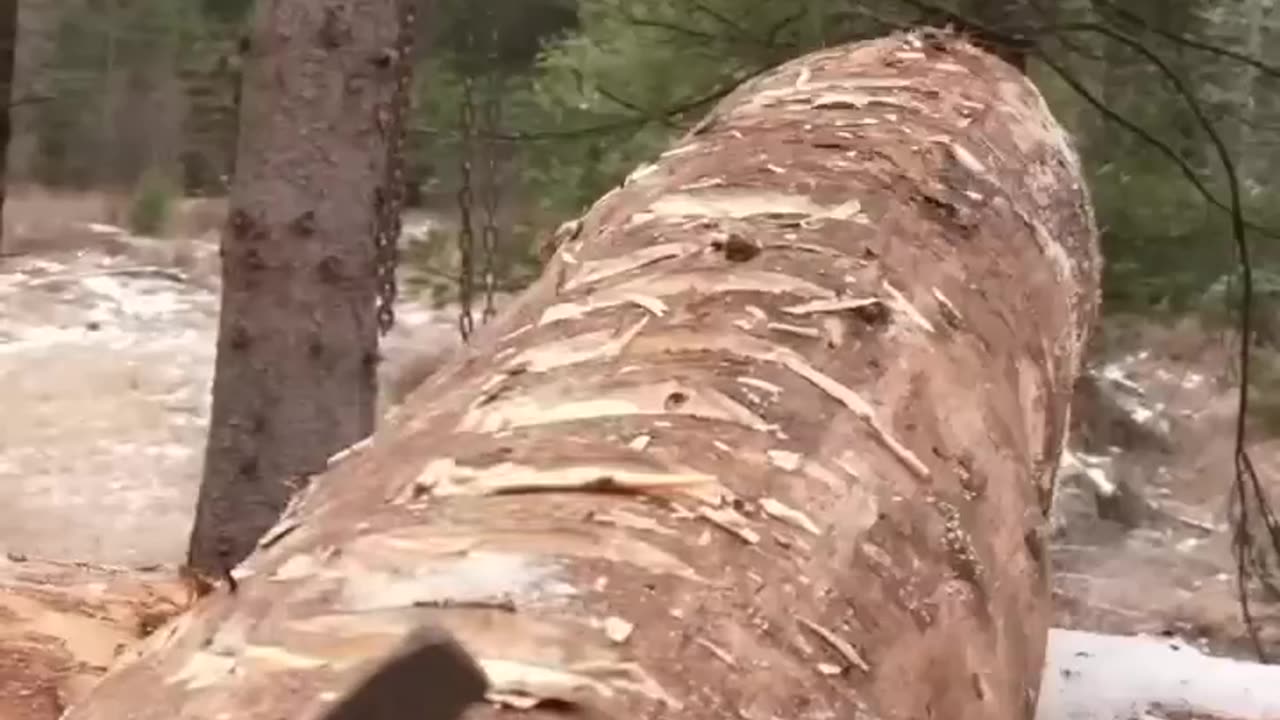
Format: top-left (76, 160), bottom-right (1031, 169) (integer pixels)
top-left (15, 0), bottom-right (1280, 316)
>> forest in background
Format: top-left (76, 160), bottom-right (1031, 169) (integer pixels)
top-left (10, 0), bottom-right (1280, 320)
top-left (3, 3), bottom-right (1280, 711)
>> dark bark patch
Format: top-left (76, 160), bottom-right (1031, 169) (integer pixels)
top-left (308, 336), bottom-right (325, 359)
top-left (289, 210), bottom-right (316, 237)
top-left (243, 248), bottom-right (266, 273)
top-left (318, 6), bottom-right (352, 49)
top-left (851, 300), bottom-right (892, 327)
top-left (914, 192), bottom-right (963, 227)
top-left (317, 255), bottom-right (343, 284)
top-left (1022, 526), bottom-right (1046, 577)
top-left (811, 138), bottom-right (858, 151)
top-left (970, 672), bottom-right (988, 701)
top-left (713, 233), bottom-right (761, 263)
top-left (370, 48), bottom-right (397, 69)
top-left (228, 324), bottom-right (251, 351)
top-left (228, 208), bottom-right (253, 241)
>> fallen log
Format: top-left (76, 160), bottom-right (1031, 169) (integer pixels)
top-left (65, 30), bottom-right (1100, 720)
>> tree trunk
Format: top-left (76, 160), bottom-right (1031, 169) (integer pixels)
top-left (0, 0), bottom-right (17, 254)
top-left (69, 32), bottom-right (1100, 720)
top-left (187, 0), bottom-right (410, 574)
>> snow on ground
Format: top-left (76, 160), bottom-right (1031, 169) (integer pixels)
top-left (0, 245), bottom-right (219, 564)
top-left (0, 225), bottom-right (457, 565)
top-left (1039, 629), bottom-right (1280, 720)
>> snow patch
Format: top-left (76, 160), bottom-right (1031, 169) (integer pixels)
top-left (86, 222), bottom-right (127, 235)
top-left (1038, 628), bottom-right (1280, 720)
top-left (81, 274), bottom-right (191, 318)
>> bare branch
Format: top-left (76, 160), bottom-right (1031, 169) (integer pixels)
top-left (410, 80), bottom-right (745, 144)
top-left (1094, 0), bottom-right (1280, 82)
top-left (7, 93), bottom-right (52, 108)
top-left (1036, 22), bottom-right (1280, 662)
top-left (594, 84), bottom-right (683, 129)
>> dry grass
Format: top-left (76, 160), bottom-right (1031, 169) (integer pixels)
top-left (2, 186), bottom-right (129, 255)
top-left (1, 186), bottom-right (228, 257)
top-left (169, 196), bottom-right (228, 239)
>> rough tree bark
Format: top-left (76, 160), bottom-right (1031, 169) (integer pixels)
top-left (188, 0), bottom-right (411, 574)
top-left (67, 33), bottom-right (1099, 720)
top-left (0, 0), bottom-right (17, 254)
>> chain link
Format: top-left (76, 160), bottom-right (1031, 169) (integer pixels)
top-left (478, 23), bottom-right (503, 324)
top-left (373, 0), bottom-right (415, 336)
top-left (455, 73), bottom-right (478, 342)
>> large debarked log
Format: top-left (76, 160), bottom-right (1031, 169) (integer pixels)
top-left (66, 32), bottom-right (1099, 720)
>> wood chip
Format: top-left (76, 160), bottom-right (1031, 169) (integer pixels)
top-left (767, 321), bottom-right (823, 338)
top-left (767, 449), bottom-right (803, 471)
top-left (883, 281), bottom-right (935, 333)
top-left (760, 497), bottom-right (822, 535)
top-left (932, 287), bottom-right (963, 328)
top-left (604, 616), bottom-right (634, 644)
top-left (798, 617), bottom-right (871, 673)
top-left (695, 637), bottom-right (739, 668)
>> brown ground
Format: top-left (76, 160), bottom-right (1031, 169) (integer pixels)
top-left (1051, 315), bottom-right (1280, 660)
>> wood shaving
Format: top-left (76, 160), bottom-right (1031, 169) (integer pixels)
top-left (760, 497), bottom-right (822, 535)
top-left (768, 321), bottom-right (823, 338)
top-left (695, 637), bottom-right (739, 668)
top-left (737, 376), bottom-right (782, 396)
top-left (782, 297), bottom-right (882, 316)
top-left (798, 617), bottom-right (871, 673)
top-left (624, 294), bottom-right (669, 317)
top-left (883, 281), bottom-right (935, 333)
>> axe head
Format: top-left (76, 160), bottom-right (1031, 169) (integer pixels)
top-left (319, 626), bottom-right (488, 720)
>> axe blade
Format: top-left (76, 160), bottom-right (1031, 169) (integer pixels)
top-left (319, 626), bottom-right (488, 720)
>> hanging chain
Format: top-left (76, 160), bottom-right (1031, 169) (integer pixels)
top-left (455, 72), bottom-right (478, 342)
top-left (373, 0), bottom-right (416, 336)
top-left (478, 24), bottom-right (503, 324)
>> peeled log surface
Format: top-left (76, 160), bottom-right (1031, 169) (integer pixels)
top-left (0, 558), bottom-right (187, 720)
top-left (67, 32), bottom-right (1100, 720)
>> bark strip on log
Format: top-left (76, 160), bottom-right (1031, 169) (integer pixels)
top-left (67, 31), bottom-right (1100, 720)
